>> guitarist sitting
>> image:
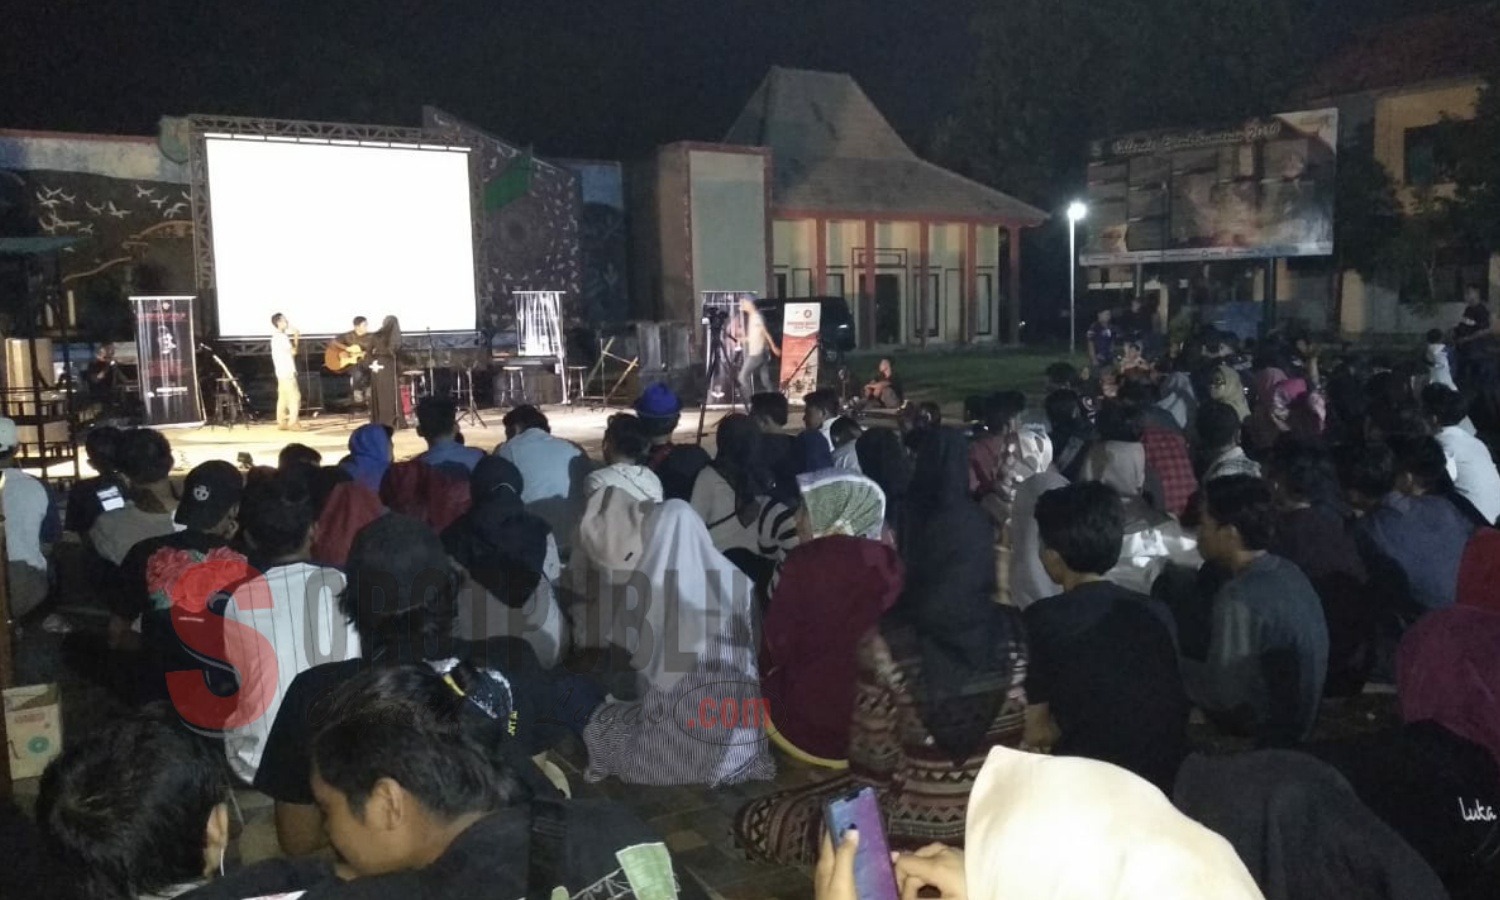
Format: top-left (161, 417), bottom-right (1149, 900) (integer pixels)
top-left (327, 315), bottom-right (371, 403)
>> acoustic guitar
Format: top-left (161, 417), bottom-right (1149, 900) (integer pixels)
top-left (324, 341), bottom-right (367, 373)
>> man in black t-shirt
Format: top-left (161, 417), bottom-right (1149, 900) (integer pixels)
top-left (333, 316), bottom-right (373, 403)
top-left (1023, 481), bottom-right (1188, 792)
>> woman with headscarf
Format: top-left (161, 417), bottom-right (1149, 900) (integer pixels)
top-left (443, 456), bottom-right (564, 666)
top-left (367, 315), bottom-right (405, 430)
top-left (1211, 363), bottom-right (1252, 422)
top-left (824, 746), bottom-right (1263, 900)
top-left (856, 427), bottom-right (912, 545)
top-left (736, 428), bottom-right (1028, 865)
top-left (1157, 370), bottom-right (1199, 431)
top-left (1006, 433), bottom-right (1069, 609)
top-left (761, 472), bottom-right (903, 767)
top-left (690, 414), bottom-right (799, 586)
top-left (1247, 366), bottom-right (1290, 452)
top-left (339, 423), bottom-right (393, 493)
top-left (562, 491), bottom-right (775, 786)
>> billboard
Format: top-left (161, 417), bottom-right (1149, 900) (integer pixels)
top-left (1080, 108), bottom-right (1337, 266)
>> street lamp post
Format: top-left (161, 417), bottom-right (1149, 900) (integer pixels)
top-left (1067, 201), bottom-right (1088, 358)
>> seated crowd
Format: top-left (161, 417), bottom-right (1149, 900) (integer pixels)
top-left (8, 327), bottom-right (1500, 900)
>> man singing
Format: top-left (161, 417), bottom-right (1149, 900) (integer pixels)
top-left (271, 313), bottom-right (302, 431)
top-left (738, 297), bottom-right (780, 403)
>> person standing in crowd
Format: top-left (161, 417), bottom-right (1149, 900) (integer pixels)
top-left (0, 417), bottom-right (52, 622)
top-left (635, 382), bottom-right (709, 502)
top-left (221, 473), bottom-right (361, 783)
top-left (1199, 400), bottom-right (1262, 481)
top-left (1455, 283), bottom-right (1496, 393)
top-left (1185, 474), bottom-right (1329, 745)
top-left (270, 313), bottom-right (302, 431)
top-left (84, 341), bottom-right (122, 410)
top-left (1424, 384), bottom-right (1500, 524)
top-left (1087, 307), bottom-right (1115, 368)
top-left (367, 314), bottom-right (404, 430)
top-left (738, 297), bottom-right (781, 402)
top-left (584, 413), bottom-right (663, 502)
top-left (89, 428), bottom-right (180, 567)
top-left (1025, 481), bottom-right (1188, 792)
top-left (496, 405), bottom-right (589, 558)
top-left (415, 396), bottom-right (485, 475)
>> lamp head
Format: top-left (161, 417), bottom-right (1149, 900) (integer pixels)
top-left (1067, 201), bottom-right (1088, 223)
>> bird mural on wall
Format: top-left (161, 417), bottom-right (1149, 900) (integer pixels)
top-left (106, 201), bottom-right (129, 219)
top-left (150, 196), bottom-right (167, 209)
top-left (135, 185), bottom-right (157, 198)
top-left (86, 201), bottom-right (104, 214)
top-left (163, 201), bottom-right (188, 218)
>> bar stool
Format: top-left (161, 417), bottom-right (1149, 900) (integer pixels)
top-left (565, 366), bottom-right (588, 403)
top-left (498, 366), bottom-right (526, 407)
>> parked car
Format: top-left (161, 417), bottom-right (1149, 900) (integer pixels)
top-left (754, 296), bottom-right (856, 365)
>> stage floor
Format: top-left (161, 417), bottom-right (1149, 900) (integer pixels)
top-left (87, 404), bottom-right (737, 475)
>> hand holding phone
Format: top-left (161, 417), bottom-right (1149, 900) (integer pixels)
top-left (823, 788), bottom-right (899, 900)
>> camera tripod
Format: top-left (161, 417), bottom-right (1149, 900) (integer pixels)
top-left (695, 313), bottom-right (740, 445)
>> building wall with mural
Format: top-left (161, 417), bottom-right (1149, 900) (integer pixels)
top-left (561, 159), bottom-right (629, 326)
top-left (0, 129), bottom-right (195, 339)
top-left (422, 107), bottom-right (582, 344)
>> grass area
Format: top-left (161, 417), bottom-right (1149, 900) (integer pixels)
top-left (846, 345), bottom-right (1088, 416)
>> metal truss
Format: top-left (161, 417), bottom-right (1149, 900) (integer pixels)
top-left (211, 331), bottom-right (484, 357)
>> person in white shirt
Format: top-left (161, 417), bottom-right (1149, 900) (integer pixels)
top-left (1425, 383), bottom-right (1500, 524)
top-left (1426, 328), bottom-right (1457, 390)
top-left (0, 418), bottom-right (51, 618)
top-left (90, 428), bottom-right (183, 566)
top-left (269, 313), bottom-right (301, 431)
top-left (737, 298), bottom-right (781, 402)
top-left (222, 473), bottom-right (359, 782)
top-left (583, 413), bottom-right (662, 503)
top-left (495, 405), bottom-right (589, 558)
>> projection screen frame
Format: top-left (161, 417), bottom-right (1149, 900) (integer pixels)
top-left (186, 115), bottom-right (481, 341)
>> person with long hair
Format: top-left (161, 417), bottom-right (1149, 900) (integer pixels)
top-left (368, 315), bottom-right (404, 430)
top-left (736, 428), bottom-right (1028, 865)
top-left (689, 414), bottom-right (797, 584)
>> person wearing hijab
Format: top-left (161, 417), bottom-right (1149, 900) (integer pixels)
top-left (856, 427), bottom-right (912, 545)
top-left (367, 315), bottom-right (405, 430)
top-left (968, 391), bottom-right (1026, 533)
top-left (825, 746), bottom-right (1262, 900)
top-left (690, 415), bottom-right (799, 585)
top-left (761, 472), bottom-right (903, 767)
top-left (444, 456), bottom-right (565, 666)
top-left (339, 423), bottom-right (393, 493)
top-left (1007, 433), bottom-right (1070, 609)
top-left (1247, 366), bottom-right (1289, 452)
top-left (1157, 370), bottom-right (1199, 431)
top-left (562, 493), bottom-right (775, 787)
top-left (1211, 363), bottom-right (1253, 421)
top-left (309, 481), bottom-right (386, 569)
top-left (736, 429), bottom-right (1027, 865)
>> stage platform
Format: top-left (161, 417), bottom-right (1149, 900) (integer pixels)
top-left (51, 405), bottom-right (738, 478)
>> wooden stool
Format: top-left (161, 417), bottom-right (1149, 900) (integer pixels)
top-left (498, 366), bottom-right (526, 407)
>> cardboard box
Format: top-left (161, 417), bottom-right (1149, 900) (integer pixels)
top-left (5, 683), bottom-right (62, 781)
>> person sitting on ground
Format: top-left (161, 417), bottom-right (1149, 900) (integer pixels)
top-left (309, 468), bottom-right (385, 570)
top-left (861, 357), bottom-right (904, 409)
top-left (1184, 474), bottom-right (1329, 746)
top-left (855, 427), bottom-right (912, 545)
top-left (1044, 388), bottom-right (1094, 481)
top-left (215, 663), bottom-right (681, 900)
top-left (222, 472), bottom-right (361, 784)
top-left (563, 490), bottom-right (774, 787)
top-left (1119, 340), bottom-right (1151, 376)
top-left (1424, 384), bottom-right (1500, 525)
top-left (36, 712), bottom-right (234, 900)
top-left (828, 416), bottom-right (863, 472)
top-left (257, 513), bottom-right (586, 858)
top-left (339, 423), bottom-right (393, 494)
top-left (583, 413), bottom-right (663, 502)
top-left (635, 382), bottom-right (710, 502)
top-left (1025, 481), bottom-right (1188, 792)
top-left (1339, 440), bottom-right (1475, 616)
top-left (897, 400), bottom-right (943, 453)
top-left (751, 391), bottom-right (800, 498)
top-left (0, 417), bottom-right (53, 624)
top-left (90, 427), bottom-right (182, 567)
top-left (277, 443), bottom-right (322, 473)
top-left (761, 472), bottom-right (902, 767)
top-left (821, 750), bottom-right (1260, 900)
top-left (690, 415), bottom-right (798, 584)
top-left (1267, 440), bottom-right (1373, 698)
top-left (65, 425), bottom-right (124, 535)
top-left (415, 396), bottom-right (485, 475)
top-left (1123, 380), bottom-right (1198, 518)
top-left (802, 388), bottom-right (841, 451)
top-left (1007, 433), bottom-right (1070, 610)
top-left (968, 391), bottom-right (1027, 531)
top-left (1209, 363), bottom-right (1252, 422)
top-left (495, 405), bottom-right (590, 559)
top-left (1199, 399), bottom-right (1262, 481)
top-left (735, 429), bottom-right (1027, 865)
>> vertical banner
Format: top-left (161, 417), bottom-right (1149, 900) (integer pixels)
top-left (131, 295), bottom-right (204, 427)
top-left (701, 291), bottom-right (753, 409)
top-left (778, 302), bottom-right (822, 403)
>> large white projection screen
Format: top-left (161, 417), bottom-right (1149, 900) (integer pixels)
top-left (204, 136), bottom-right (477, 337)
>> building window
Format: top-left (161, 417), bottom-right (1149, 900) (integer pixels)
top-left (1399, 243), bottom-right (1487, 305)
top-left (774, 272), bottom-right (788, 298)
top-left (792, 268), bottom-right (813, 296)
top-left (976, 272), bottom-right (995, 335)
top-left (1405, 121), bottom-right (1472, 187)
top-left (827, 272), bottom-right (846, 297)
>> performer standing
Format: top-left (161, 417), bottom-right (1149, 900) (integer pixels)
top-left (737, 297), bottom-right (780, 402)
top-left (270, 313), bottom-right (302, 431)
top-left (368, 315), bottom-right (404, 430)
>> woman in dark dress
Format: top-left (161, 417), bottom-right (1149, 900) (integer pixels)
top-left (368, 315), bottom-right (404, 430)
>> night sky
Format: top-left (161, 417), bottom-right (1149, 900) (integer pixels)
top-left (0, 0), bottom-right (981, 161)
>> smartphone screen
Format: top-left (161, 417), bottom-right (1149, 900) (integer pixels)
top-left (97, 485), bottom-right (125, 512)
top-left (824, 787), bottom-right (899, 900)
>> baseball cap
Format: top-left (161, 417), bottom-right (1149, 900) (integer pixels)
top-left (634, 382), bottom-right (681, 419)
top-left (175, 460), bottom-right (244, 530)
top-left (0, 418), bottom-right (18, 454)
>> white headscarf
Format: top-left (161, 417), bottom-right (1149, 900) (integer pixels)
top-left (965, 746), bottom-right (1265, 900)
